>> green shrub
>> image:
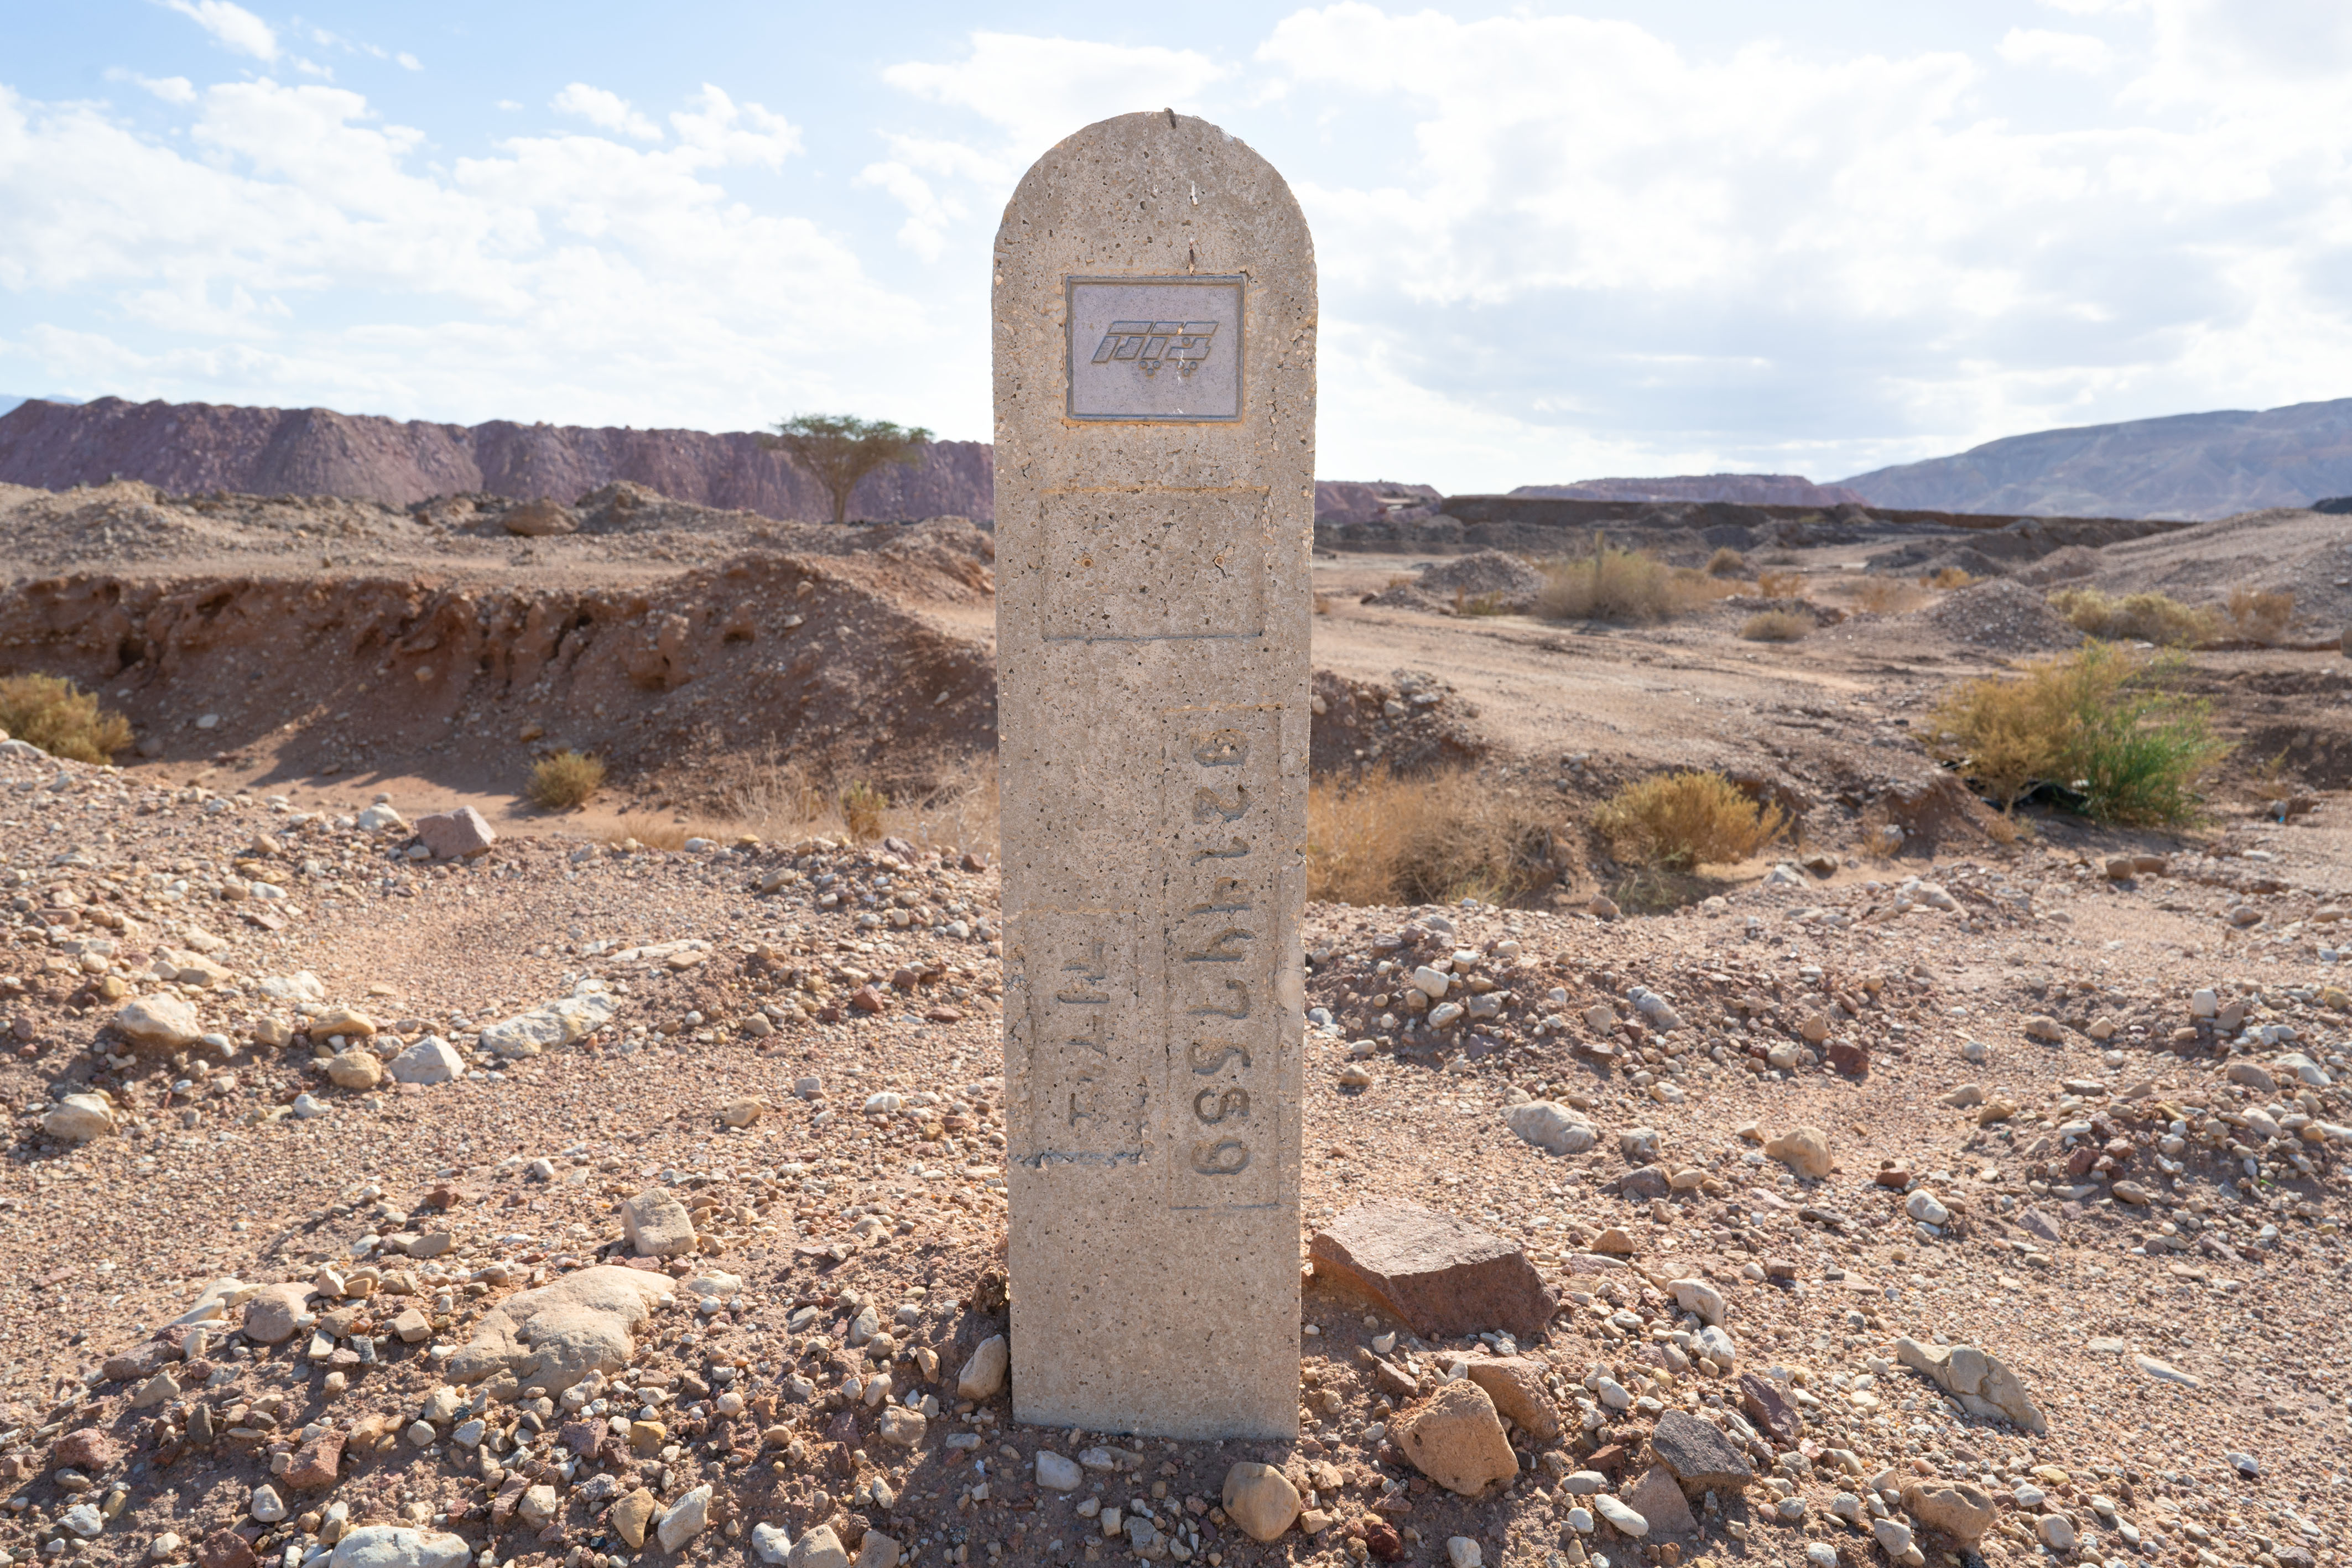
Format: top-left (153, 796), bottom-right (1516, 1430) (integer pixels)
top-left (1927, 642), bottom-right (2229, 825)
top-left (0, 673), bottom-right (133, 763)
top-left (1595, 771), bottom-right (1787, 870)
top-left (527, 750), bottom-right (606, 811)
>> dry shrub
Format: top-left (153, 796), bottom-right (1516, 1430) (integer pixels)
top-left (525, 749), bottom-right (605, 811)
top-left (700, 753), bottom-right (999, 857)
top-left (1539, 546), bottom-right (1672, 622)
top-left (1755, 569), bottom-right (1804, 598)
top-left (1538, 544), bottom-right (1731, 623)
top-left (1595, 770), bottom-right (1787, 870)
top-left (2226, 587), bottom-right (2294, 644)
top-left (1313, 593), bottom-right (1334, 616)
top-left (1843, 576), bottom-right (1928, 614)
top-left (1308, 768), bottom-right (1557, 906)
top-left (1739, 610), bottom-right (1812, 643)
top-left (1452, 588), bottom-right (1511, 617)
top-left (1926, 642), bottom-right (2229, 825)
top-left (1922, 566), bottom-right (1980, 590)
top-left (1706, 547), bottom-right (1749, 578)
top-left (839, 782), bottom-right (889, 842)
top-left (2047, 587), bottom-right (2217, 647)
top-left (0, 673), bottom-right (133, 763)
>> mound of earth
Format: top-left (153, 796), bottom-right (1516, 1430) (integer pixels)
top-left (1366, 550), bottom-right (1547, 614)
top-left (1310, 668), bottom-right (1487, 777)
top-left (2083, 507), bottom-right (2352, 639)
top-left (0, 542), bottom-right (996, 803)
top-left (1918, 577), bottom-right (2085, 654)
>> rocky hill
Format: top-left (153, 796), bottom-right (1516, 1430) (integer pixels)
top-left (1841, 397), bottom-right (2352, 520)
top-left (1512, 473), bottom-right (1867, 506)
top-left (0, 397), bottom-right (995, 524)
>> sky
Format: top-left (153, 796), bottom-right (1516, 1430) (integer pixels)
top-left (2, 0), bottom-right (2349, 491)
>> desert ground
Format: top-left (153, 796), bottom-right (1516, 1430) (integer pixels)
top-left (0, 480), bottom-right (2349, 1568)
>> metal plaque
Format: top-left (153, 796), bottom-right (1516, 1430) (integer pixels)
top-left (1065, 276), bottom-right (1244, 423)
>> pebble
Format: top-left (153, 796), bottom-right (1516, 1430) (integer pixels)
top-left (1445, 1539), bottom-right (1482, 1568)
top-left (1593, 1496), bottom-right (1647, 1536)
top-left (249, 1485), bottom-right (287, 1523)
top-left (1804, 1546), bottom-right (1838, 1568)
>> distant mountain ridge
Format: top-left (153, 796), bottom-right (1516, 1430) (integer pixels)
top-left (1512, 474), bottom-right (1867, 507)
top-left (0, 397), bottom-right (994, 523)
top-left (1839, 397), bottom-right (2352, 521)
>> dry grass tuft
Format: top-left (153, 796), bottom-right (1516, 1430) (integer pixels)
top-left (1705, 547), bottom-right (1750, 578)
top-left (525, 749), bottom-right (605, 811)
top-left (1537, 543), bottom-right (1735, 623)
top-left (2226, 587), bottom-right (2294, 644)
top-left (1841, 576), bottom-right (1928, 614)
top-left (1739, 610), bottom-right (1812, 643)
top-left (605, 814), bottom-right (730, 851)
top-left (0, 673), bottom-right (133, 763)
top-left (1308, 768), bottom-right (1558, 907)
top-left (1926, 642), bottom-right (2229, 825)
top-left (1921, 566), bottom-right (1980, 590)
top-left (839, 782), bottom-right (889, 843)
top-left (1594, 770), bottom-right (1787, 871)
top-left (2048, 587), bottom-right (2218, 647)
top-left (1755, 569), bottom-right (1804, 598)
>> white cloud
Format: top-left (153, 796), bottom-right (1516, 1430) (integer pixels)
top-left (854, 161), bottom-right (961, 261)
top-left (397, 52), bottom-right (420, 71)
top-left (160, 0), bottom-right (278, 62)
top-left (107, 71), bottom-right (198, 105)
top-left (882, 33), bottom-right (1226, 165)
top-left (1999, 27), bottom-right (2113, 71)
top-left (551, 82), bottom-right (661, 142)
top-left (0, 79), bottom-right (926, 433)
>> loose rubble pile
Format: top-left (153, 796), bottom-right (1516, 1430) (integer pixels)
top-left (2, 736), bottom-right (2351, 1568)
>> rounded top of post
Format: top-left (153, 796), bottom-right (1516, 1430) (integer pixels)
top-left (994, 109), bottom-right (1313, 274)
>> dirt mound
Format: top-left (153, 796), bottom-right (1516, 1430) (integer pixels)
top-left (2085, 506), bottom-right (2352, 638)
top-left (1366, 550), bottom-right (1546, 614)
top-left (0, 481), bottom-right (997, 588)
top-left (0, 395), bottom-right (996, 522)
top-left (2014, 545), bottom-right (2104, 585)
top-left (1310, 668), bottom-right (1488, 777)
top-left (0, 550), bottom-right (996, 804)
top-left (1919, 577), bottom-right (2085, 654)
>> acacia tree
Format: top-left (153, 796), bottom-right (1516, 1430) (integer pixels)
top-left (761, 414), bottom-right (934, 524)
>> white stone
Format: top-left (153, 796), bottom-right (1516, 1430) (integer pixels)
top-left (1593, 1495), bottom-right (1647, 1536)
top-left (1671, 1278), bottom-right (1728, 1326)
top-left (1035, 1451), bottom-right (1084, 1491)
top-left (657, 1485), bottom-right (711, 1552)
top-left (752, 1524), bottom-right (794, 1566)
top-left (997, 108), bottom-right (1313, 1441)
top-left (477, 993), bottom-right (616, 1059)
top-left (387, 1038), bottom-right (464, 1086)
top-left (329, 1526), bottom-right (472, 1568)
top-left (1505, 1101), bottom-right (1597, 1155)
top-left (249, 1484), bottom-right (287, 1523)
top-left (61, 1505), bottom-right (103, 1539)
top-left (1904, 1190), bottom-right (1950, 1226)
top-left (1445, 1538), bottom-right (1483, 1568)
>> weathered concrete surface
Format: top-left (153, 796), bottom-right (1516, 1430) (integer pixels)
top-left (996, 109), bottom-right (1316, 1441)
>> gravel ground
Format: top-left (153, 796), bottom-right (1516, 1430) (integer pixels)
top-left (3, 740), bottom-right (2350, 1568)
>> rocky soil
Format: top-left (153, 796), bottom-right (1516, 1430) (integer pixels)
top-left (0, 475), bottom-right (2349, 1568)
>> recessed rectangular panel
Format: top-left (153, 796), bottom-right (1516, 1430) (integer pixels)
top-left (1006, 908), bottom-right (1147, 1166)
top-left (1038, 488), bottom-right (1268, 641)
top-left (1159, 705), bottom-right (1287, 1212)
top-left (1066, 277), bottom-right (1243, 422)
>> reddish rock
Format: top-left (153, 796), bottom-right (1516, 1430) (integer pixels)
top-left (1826, 1039), bottom-right (1869, 1076)
top-left (1359, 1517), bottom-right (1404, 1560)
top-left (849, 987), bottom-right (886, 1015)
top-left (283, 1431), bottom-right (343, 1490)
top-left (1738, 1373), bottom-right (1801, 1445)
top-left (1874, 1167), bottom-right (1911, 1189)
top-left (53, 1429), bottom-right (121, 1471)
top-left (102, 1342), bottom-right (179, 1383)
top-left (924, 1007), bottom-right (965, 1024)
top-left (1308, 1202), bottom-right (1559, 1341)
top-left (196, 1530), bottom-right (257, 1568)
